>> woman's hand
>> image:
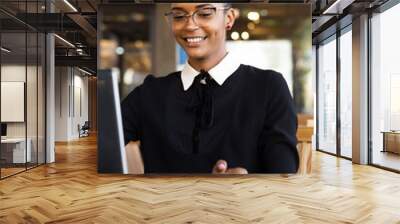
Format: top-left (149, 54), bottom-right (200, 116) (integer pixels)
top-left (125, 141), bottom-right (144, 174)
top-left (125, 145), bottom-right (248, 175)
top-left (212, 159), bottom-right (248, 174)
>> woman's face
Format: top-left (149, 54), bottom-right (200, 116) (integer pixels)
top-left (169, 3), bottom-right (235, 61)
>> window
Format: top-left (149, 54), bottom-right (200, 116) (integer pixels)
top-left (370, 2), bottom-right (400, 171)
top-left (339, 28), bottom-right (352, 158)
top-left (317, 36), bottom-right (337, 154)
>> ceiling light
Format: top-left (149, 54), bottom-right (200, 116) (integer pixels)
top-left (63, 0), bottom-right (78, 12)
top-left (78, 67), bottom-right (92, 76)
top-left (1, 47), bottom-right (11, 53)
top-left (54, 34), bottom-right (75, 48)
top-left (322, 0), bottom-right (354, 15)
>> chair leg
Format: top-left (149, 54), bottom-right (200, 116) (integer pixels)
top-left (297, 142), bottom-right (312, 175)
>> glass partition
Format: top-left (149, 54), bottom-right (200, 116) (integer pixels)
top-left (1, 30), bottom-right (28, 177)
top-left (0, 1), bottom-right (46, 179)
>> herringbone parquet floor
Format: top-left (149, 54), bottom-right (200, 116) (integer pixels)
top-left (1, 135), bottom-right (400, 223)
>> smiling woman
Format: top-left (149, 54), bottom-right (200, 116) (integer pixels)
top-left (119, 2), bottom-right (300, 174)
top-left (165, 3), bottom-right (236, 71)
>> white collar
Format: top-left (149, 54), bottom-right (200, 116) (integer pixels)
top-left (180, 52), bottom-right (241, 91)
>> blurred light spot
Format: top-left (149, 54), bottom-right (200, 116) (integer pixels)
top-left (134, 40), bottom-right (144, 48)
top-left (116, 46), bottom-right (125, 55)
top-left (247, 22), bottom-right (255, 30)
top-left (247, 12), bottom-right (260, 21)
top-left (241, 31), bottom-right (250, 40)
top-left (123, 69), bottom-right (135, 85)
top-left (260, 9), bottom-right (268, 16)
top-left (231, 31), bottom-right (240, 40)
top-left (131, 13), bottom-right (145, 22)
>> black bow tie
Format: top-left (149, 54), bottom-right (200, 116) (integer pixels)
top-left (190, 70), bottom-right (215, 154)
top-left (194, 69), bottom-right (213, 86)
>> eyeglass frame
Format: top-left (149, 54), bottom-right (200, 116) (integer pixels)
top-left (164, 6), bottom-right (231, 27)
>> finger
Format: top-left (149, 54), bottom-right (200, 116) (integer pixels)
top-left (226, 167), bottom-right (248, 174)
top-left (212, 160), bottom-right (228, 174)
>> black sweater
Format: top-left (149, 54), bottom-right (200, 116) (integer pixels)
top-left (121, 64), bottom-right (299, 173)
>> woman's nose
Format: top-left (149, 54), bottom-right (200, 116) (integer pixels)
top-left (183, 15), bottom-right (199, 30)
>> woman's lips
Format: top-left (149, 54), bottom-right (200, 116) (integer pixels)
top-left (183, 36), bottom-right (207, 47)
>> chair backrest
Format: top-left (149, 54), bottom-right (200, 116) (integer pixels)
top-left (82, 121), bottom-right (90, 129)
top-left (297, 127), bottom-right (313, 143)
top-left (297, 114), bottom-right (313, 127)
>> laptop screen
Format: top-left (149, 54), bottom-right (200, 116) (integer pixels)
top-left (1, 123), bottom-right (7, 137)
top-left (97, 69), bottom-right (128, 174)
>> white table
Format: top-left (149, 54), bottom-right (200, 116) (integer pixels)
top-left (1, 138), bottom-right (31, 163)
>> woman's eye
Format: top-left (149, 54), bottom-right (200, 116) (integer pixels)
top-left (198, 13), bottom-right (212, 18)
top-left (173, 15), bottom-right (186, 20)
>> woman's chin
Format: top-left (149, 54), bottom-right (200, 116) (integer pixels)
top-left (187, 53), bottom-right (207, 61)
top-left (184, 48), bottom-right (205, 58)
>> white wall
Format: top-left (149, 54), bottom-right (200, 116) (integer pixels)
top-left (55, 67), bottom-right (89, 141)
top-left (1, 65), bottom-right (34, 138)
top-left (55, 66), bottom-right (70, 141)
top-left (71, 72), bottom-right (89, 138)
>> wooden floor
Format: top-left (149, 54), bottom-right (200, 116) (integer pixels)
top-left (1, 167), bottom-right (26, 178)
top-left (1, 135), bottom-right (400, 223)
top-left (1, 163), bottom-right (45, 178)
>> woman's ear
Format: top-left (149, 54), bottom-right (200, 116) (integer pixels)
top-left (225, 8), bottom-right (237, 31)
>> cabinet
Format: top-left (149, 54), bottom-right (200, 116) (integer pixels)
top-left (382, 131), bottom-right (400, 154)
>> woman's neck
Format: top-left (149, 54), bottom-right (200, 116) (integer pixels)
top-left (188, 49), bottom-right (228, 72)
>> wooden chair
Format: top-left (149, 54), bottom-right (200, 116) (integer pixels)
top-left (297, 127), bottom-right (313, 174)
top-left (78, 121), bottom-right (90, 138)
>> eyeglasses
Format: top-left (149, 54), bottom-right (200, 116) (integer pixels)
top-left (164, 7), bottom-right (230, 28)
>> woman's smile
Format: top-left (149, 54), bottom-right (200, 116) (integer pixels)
top-left (183, 36), bottom-right (208, 47)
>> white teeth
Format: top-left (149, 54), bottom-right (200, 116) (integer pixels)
top-left (186, 37), bottom-right (204, 43)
